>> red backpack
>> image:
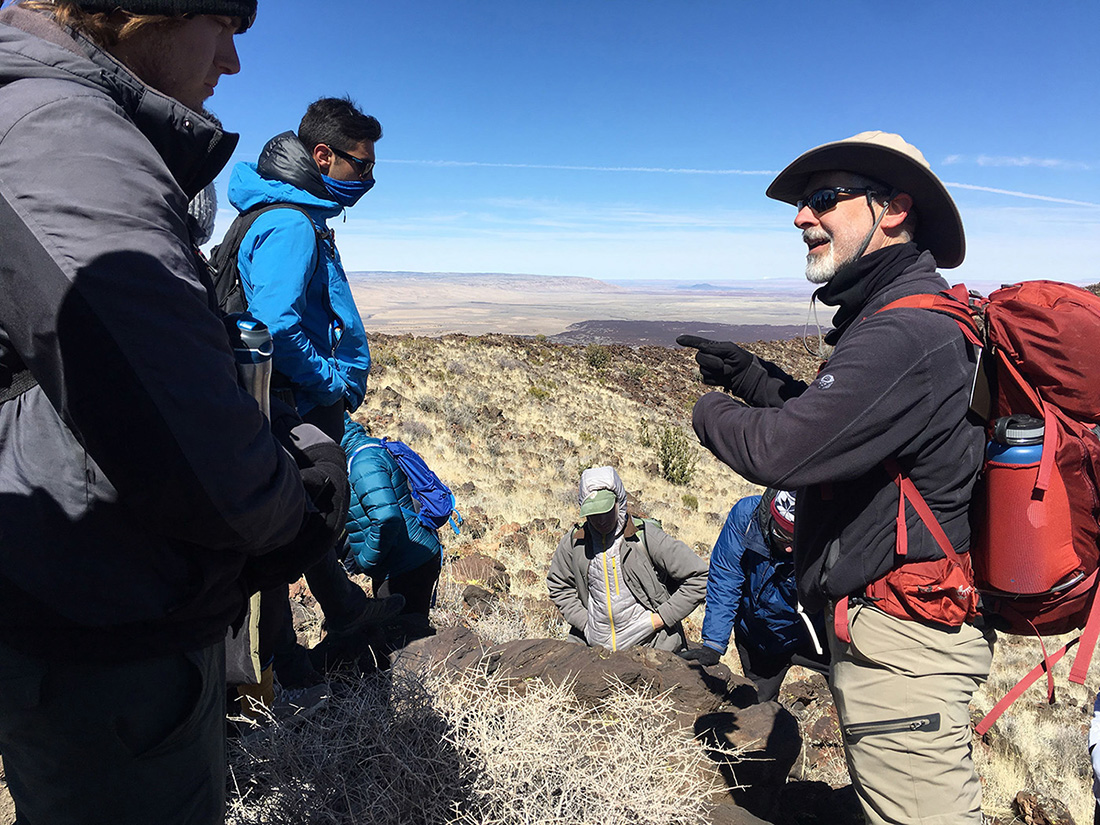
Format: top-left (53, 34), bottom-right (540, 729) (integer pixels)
top-left (880, 280), bottom-right (1100, 735)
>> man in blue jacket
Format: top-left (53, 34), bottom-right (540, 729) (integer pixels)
top-left (679, 490), bottom-right (828, 702)
top-left (227, 98), bottom-right (396, 691)
top-left (227, 95), bottom-right (375, 438)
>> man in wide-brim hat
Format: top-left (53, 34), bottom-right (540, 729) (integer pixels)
top-left (680, 133), bottom-right (993, 824)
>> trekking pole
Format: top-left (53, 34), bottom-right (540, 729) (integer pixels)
top-left (224, 312), bottom-right (273, 419)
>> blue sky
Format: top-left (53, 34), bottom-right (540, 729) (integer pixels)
top-left (201, 1), bottom-right (1099, 288)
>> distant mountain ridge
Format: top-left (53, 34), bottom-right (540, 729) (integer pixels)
top-left (349, 271), bottom-right (625, 293)
top-left (548, 319), bottom-right (806, 347)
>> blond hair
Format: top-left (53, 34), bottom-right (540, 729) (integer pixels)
top-left (17, 1), bottom-right (179, 48)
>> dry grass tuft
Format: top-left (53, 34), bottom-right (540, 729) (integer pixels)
top-left (972, 630), bottom-right (1100, 824)
top-left (227, 663), bottom-right (719, 825)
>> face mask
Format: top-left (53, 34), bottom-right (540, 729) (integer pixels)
top-left (321, 174), bottom-right (374, 208)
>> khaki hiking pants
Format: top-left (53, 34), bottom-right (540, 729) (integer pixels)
top-left (828, 603), bottom-right (995, 825)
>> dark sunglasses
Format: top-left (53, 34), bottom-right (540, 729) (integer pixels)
top-left (329, 146), bottom-right (375, 180)
top-left (796, 187), bottom-right (879, 214)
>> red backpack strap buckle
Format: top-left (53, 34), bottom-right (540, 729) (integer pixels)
top-left (833, 598), bottom-right (852, 645)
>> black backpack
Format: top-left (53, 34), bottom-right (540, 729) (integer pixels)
top-left (208, 203), bottom-right (330, 314)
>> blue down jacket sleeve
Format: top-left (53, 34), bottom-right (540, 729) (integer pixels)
top-left (700, 497), bottom-right (757, 654)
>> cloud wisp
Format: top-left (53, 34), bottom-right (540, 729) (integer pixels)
top-left (943, 154), bottom-right (1094, 171)
top-left (944, 182), bottom-right (1100, 208)
top-left (388, 157), bottom-right (1098, 208)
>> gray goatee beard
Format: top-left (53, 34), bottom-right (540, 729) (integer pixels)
top-left (803, 229), bottom-right (836, 284)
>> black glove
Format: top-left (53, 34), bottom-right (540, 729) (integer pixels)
top-left (241, 512), bottom-right (334, 593)
top-left (677, 646), bottom-right (722, 667)
top-left (241, 425), bottom-right (350, 593)
top-left (676, 335), bottom-right (755, 393)
top-left (296, 436), bottom-right (350, 540)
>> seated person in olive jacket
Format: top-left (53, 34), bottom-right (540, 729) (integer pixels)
top-left (547, 466), bottom-right (708, 652)
top-left (341, 415), bottom-right (443, 630)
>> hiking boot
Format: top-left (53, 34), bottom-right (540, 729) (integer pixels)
top-left (327, 594), bottom-right (406, 637)
top-left (309, 594), bottom-right (406, 673)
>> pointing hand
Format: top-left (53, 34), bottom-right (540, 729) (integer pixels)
top-left (675, 335), bottom-right (755, 392)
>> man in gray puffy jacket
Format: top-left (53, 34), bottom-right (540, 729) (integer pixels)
top-left (0, 2), bottom-right (350, 823)
top-left (547, 466), bottom-right (708, 653)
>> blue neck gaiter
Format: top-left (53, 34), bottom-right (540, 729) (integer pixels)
top-left (322, 174), bottom-right (374, 208)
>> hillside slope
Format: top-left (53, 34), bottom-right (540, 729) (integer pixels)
top-left (355, 332), bottom-right (1100, 825)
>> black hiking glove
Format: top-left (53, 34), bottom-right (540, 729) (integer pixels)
top-left (676, 335), bottom-right (755, 393)
top-left (242, 425), bottom-right (350, 593)
top-left (677, 646), bottom-right (722, 667)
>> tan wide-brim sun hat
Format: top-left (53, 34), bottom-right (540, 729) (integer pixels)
top-left (766, 131), bottom-right (965, 269)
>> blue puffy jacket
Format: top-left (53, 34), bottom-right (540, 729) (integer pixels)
top-left (341, 416), bottom-right (442, 578)
top-left (700, 496), bottom-right (824, 659)
top-left (227, 133), bottom-right (371, 415)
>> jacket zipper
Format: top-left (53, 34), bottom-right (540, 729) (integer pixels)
top-left (599, 536), bottom-right (617, 651)
top-left (602, 556), bottom-right (620, 651)
top-left (843, 713), bottom-right (941, 744)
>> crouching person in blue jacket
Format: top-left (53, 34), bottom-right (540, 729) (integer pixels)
top-left (341, 416), bottom-right (443, 640)
top-left (679, 489), bottom-right (829, 701)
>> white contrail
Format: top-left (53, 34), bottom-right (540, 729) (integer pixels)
top-left (386, 159), bottom-right (1100, 207)
top-left (387, 159), bottom-right (777, 175)
top-left (944, 154), bottom-right (1093, 171)
top-left (944, 182), bottom-right (1100, 208)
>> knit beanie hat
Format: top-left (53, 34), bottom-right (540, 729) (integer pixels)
top-left (769, 490), bottom-right (796, 536)
top-left (75, 1), bottom-right (257, 30)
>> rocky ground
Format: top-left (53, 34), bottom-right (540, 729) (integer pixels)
top-left (347, 330), bottom-right (1100, 824)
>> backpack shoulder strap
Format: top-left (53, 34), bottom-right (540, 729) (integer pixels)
top-left (875, 288), bottom-right (985, 349)
top-left (210, 203), bottom-right (329, 314)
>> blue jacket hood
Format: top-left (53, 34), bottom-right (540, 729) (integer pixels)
top-left (228, 161), bottom-right (341, 219)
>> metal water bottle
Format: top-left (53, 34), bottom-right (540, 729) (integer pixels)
top-left (223, 312), bottom-right (273, 419)
top-left (980, 412), bottom-right (1077, 595)
top-left (986, 414), bottom-right (1044, 464)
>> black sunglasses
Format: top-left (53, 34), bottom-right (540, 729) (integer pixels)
top-left (796, 187), bottom-right (880, 214)
top-left (329, 146), bottom-right (375, 180)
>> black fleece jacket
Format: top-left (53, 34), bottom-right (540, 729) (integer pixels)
top-left (692, 246), bottom-right (985, 612)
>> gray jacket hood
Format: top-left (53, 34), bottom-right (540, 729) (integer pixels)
top-left (257, 130), bottom-right (334, 204)
top-left (0, 7), bottom-right (237, 198)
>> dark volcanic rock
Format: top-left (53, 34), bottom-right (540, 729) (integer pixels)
top-left (1013, 790), bottom-right (1076, 825)
top-left (461, 584), bottom-right (496, 616)
top-left (696, 703), bottom-right (802, 821)
top-left (395, 632), bottom-right (813, 820)
top-left (549, 320), bottom-right (805, 348)
top-left (395, 634), bottom-right (754, 727)
top-left (707, 796), bottom-right (774, 825)
top-left (449, 553), bottom-right (510, 592)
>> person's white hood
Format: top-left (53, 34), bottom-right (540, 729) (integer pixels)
top-left (578, 466), bottom-right (628, 535)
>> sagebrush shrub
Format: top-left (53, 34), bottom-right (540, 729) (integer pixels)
top-left (585, 344), bottom-right (611, 370)
top-left (656, 426), bottom-right (697, 486)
